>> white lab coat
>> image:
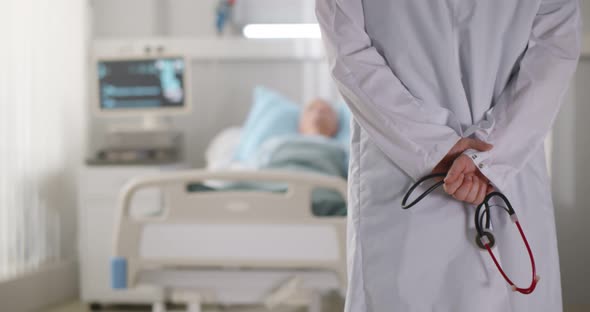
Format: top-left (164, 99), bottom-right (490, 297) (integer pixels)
top-left (316, 0), bottom-right (581, 311)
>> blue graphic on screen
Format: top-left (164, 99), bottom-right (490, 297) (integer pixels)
top-left (98, 58), bottom-right (185, 110)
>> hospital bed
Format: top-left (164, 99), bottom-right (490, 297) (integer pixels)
top-left (111, 169), bottom-right (347, 312)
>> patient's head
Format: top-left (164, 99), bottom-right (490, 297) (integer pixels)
top-left (299, 98), bottom-right (339, 138)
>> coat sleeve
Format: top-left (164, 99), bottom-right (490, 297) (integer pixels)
top-left (464, 0), bottom-right (581, 190)
top-left (316, 0), bottom-right (462, 181)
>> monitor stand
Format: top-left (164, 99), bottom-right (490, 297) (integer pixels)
top-left (98, 116), bottom-right (183, 164)
top-left (108, 115), bottom-right (173, 133)
top-left (140, 115), bottom-right (172, 132)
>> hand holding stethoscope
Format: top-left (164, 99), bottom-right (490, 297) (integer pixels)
top-left (433, 138), bottom-right (494, 205)
top-left (402, 142), bottom-right (540, 295)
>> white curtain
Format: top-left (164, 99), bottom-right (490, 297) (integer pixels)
top-left (0, 0), bottom-right (86, 280)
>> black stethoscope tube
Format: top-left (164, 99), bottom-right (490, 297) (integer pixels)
top-left (401, 173), bottom-right (446, 209)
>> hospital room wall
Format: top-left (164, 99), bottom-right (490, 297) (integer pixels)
top-left (91, 0), bottom-right (219, 37)
top-left (551, 1), bottom-right (590, 305)
top-left (553, 64), bottom-right (590, 305)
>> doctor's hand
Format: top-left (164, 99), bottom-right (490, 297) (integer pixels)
top-left (443, 154), bottom-right (494, 205)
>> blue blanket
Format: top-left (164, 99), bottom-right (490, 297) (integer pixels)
top-left (189, 135), bottom-right (348, 216)
top-left (252, 135), bottom-right (348, 177)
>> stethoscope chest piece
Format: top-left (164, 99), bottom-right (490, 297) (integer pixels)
top-left (476, 231), bottom-right (495, 250)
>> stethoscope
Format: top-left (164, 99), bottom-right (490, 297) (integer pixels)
top-left (401, 173), bottom-right (540, 295)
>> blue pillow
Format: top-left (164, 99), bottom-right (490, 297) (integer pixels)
top-left (334, 102), bottom-right (352, 175)
top-left (335, 102), bottom-right (352, 145)
top-left (234, 86), bottom-right (300, 162)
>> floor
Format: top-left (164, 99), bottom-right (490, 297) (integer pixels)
top-left (42, 302), bottom-right (590, 312)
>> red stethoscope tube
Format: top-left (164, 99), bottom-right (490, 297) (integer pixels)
top-left (475, 192), bottom-right (539, 295)
top-left (402, 173), bottom-right (540, 294)
top-left (482, 219), bottom-right (539, 294)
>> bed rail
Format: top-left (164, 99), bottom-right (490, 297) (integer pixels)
top-left (111, 169), bottom-right (348, 294)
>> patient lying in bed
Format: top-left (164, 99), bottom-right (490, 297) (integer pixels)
top-left (192, 98), bottom-right (349, 216)
top-left (257, 97), bottom-right (347, 173)
top-left (299, 98), bottom-right (340, 138)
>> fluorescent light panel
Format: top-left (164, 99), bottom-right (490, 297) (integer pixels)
top-left (243, 23), bottom-right (321, 39)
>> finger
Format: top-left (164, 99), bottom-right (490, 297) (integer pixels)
top-left (453, 175), bottom-right (473, 201)
top-left (445, 158), bottom-right (466, 184)
top-left (453, 177), bottom-right (472, 201)
top-left (475, 180), bottom-right (488, 205)
top-left (444, 173), bottom-right (464, 195)
top-left (465, 175), bottom-right (480, 204)
top-left (467, 139), bottom-right (493, 152)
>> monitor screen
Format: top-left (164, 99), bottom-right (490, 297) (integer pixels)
top-left (97, 57), bottom-right (186, 111)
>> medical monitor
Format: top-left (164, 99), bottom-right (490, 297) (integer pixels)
top-left (95, 56), bottom-right (190, 117)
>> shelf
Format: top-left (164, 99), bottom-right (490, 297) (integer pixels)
top-left (91, 37), bottom-right (327, 61)
top-left (93, 35), bottom-right (590, 61)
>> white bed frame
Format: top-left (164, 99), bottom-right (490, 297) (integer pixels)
top-left (113, 170), bottom-right (347, 312)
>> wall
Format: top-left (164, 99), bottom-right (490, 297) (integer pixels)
top-left (553, 64), bottom-right (590, 305)
top-left (549, 1), bottom-right (590, 306)
top-left (91, 0), bottom-right (219, 38)
top-left (91, 0), bottom-right (318, 38)
top-left (583, 2), bottom-right (590, 34)
top-left (61, 0), bottom-right (89, 263)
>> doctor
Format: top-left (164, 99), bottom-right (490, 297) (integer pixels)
top-left (316, 0), bottom-right (581, 311)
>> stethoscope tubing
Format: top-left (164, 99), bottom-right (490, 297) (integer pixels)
top-left (401, 173), bottom-right (446, 209)
top-left (401, 172), bottom-right (539, 294)
top-left (484, 220), bottom-right (539, 294)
